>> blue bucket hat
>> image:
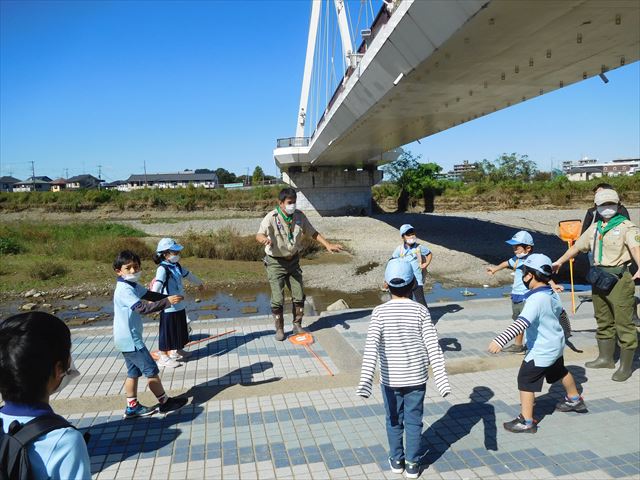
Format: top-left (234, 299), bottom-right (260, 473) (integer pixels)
top-left (505, 231), bottom-right (534, 246)
top-left (156, 238), bottom-right (184, 253)
top-left (399, 224), bottom-right (415, 236)
top-left (384, 258), bottom-right (415, 287)
top-left (522, 253), bottom-right (553, 277)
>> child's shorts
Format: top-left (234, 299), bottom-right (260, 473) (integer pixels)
top-left (122, 347), bottom-right (160, 378)
top-left (517, 356), bottom-right (568, 392)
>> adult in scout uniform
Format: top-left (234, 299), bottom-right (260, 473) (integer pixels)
top-left (553, 189), bottom-right (640, 382)
top-left (256, 188), bottom-right (343, 341)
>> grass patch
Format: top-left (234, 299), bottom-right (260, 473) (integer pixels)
top-left (0, 237), bottom-right (22, 254)
top-left (30, 261), bottom-right (68, 280)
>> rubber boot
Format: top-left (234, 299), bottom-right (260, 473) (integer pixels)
top-left (272, 309), bottom-right (285, 341)
top-left (612, 349), bottom-right (635, 382)
top-left (585, 338), bottom-right (616, 369)
top-left (292, 303), bottom-right (307, 334)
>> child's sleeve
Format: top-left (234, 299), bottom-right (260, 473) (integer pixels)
top-left (391, 246), bottom-right (400, 258)
top-left (507, 257), bottom-right (517, 269)
top-left (131, 284), bottom-right (170, 315)
top-left (183, 269), bottom-right (203, 286)
top-left (421, 309), bottom-right (451, 397)
top-left (420, 244), bottom-right (431, 256)
top-left (150, 266), bottom-right (167, 293)
top-left (48, 429), bottom-right (92, 480)
top-left (493, 299), bottom-right (538, 347)
top-left (356, 312), bottom-right (382, 398)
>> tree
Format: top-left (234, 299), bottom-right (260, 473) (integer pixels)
top-left (252, 166), bottom-right (265, 185)
top-left (475, 153), bottom-right (538, 182)
top-left (195, 168), bottom-right (215, 174)
top-left (401, 163), bottom-right (446, 212)
top-left (381, 150), bottom-right (420, 186)
top-left (214, 168), bottom-right (237, 184)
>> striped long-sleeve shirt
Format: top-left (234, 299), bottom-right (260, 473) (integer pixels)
top-left (356, 299), bottom-right (451, 398)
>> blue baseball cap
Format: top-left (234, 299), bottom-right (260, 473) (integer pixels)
top-left (156, 238), bottom-right (184, 253)
top-left (522, 253), bottom-right (553, 276)
top-left (399, 224), bottom-right (415, 236)
top-left (384, 258), bottom-right (415, 287)
top-left (505, 231), bottom-right (534, 246)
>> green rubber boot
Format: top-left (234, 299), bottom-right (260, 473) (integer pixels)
top-left (585, 339), bottom-right (616, 369)
top-left (612, 349), bottom-right (635, 382)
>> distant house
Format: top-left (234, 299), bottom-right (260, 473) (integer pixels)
top-left (102, 180), bottom-right (128, 191)
top-left (125, 171), bottom-right (219, 190)
top-left (0, 176), bottom-right (20, 192)
top-left (50, 178), bottom-right (67, 192)
top-left (566, 166), bottom-right (603, 182)
top-left (12, 177), bottom-right (52, 192)
top-left (66, 174), bottom-right (102, 190)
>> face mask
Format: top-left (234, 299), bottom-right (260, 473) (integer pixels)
top-left (522, 273), bottom-right (533, 290)
top-left (405, 236), bottom-right (416, 245)
top-left (284, 204), bottom-right (296, 215)
top-left (122, 271), bottom-right (142, 282)
top-left (596, 206), bottom-right (617, 219)
top-left (168, 255), bottom-right (180, 264)
top-left (515, 252), bottom-right (528, 259)
top-left (53, 359), bottom-right (80, 394)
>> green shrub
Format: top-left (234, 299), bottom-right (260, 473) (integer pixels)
top-left (0, 237), bottom-right (22, 254)
top-left (30, 261), bottom-right (68, 280)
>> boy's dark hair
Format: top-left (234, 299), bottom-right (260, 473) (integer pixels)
top-left (113, 250), bottom-right (141, 270)
top-left (593, 182), bottom-right (614, 192)
top-left (279, 188), bottom-right (297, 202)
top-left (0, 312), bottom-right (71, 402)
top-left (388, 279), bottom-right (415, 298)
top-left (523, 265), bottom-right (551, 283)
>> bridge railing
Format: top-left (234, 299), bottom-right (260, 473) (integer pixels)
top-left (276, 137), bottom-right (310, 148)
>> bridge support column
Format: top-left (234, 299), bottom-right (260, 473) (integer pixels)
top-left (282, 166), bottom-right (382, 216)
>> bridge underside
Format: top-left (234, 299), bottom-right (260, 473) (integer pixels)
top-left (275, 0), bottom-right (639, 215)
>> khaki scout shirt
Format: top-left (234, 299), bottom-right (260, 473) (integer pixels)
top-left (574, 219), bottom-right (640, 267)
top-left (258, 208), bottom-right (318, 257)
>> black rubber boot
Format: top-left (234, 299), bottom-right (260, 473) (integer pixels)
top-left (585, 338), bottom-right (616, 369)
top-left (272, 309), bottom-right (285, 341)
top-left (612, 349), bottom-right (635, 382)
top-left (292, 302), bottom-right (307, 334)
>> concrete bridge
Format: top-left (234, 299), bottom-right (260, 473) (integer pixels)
top-left (274, 0), bottom-right (640, 215)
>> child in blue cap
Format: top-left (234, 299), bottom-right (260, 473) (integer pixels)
top-left (488, 254), bottom-right (586, 433)
top-left (151, 238), bottom-right (204, 368)
top-left (391, 224), bottom-right (433, 307)
top-left (487, 230), bottom-right (563, 353)
top-left (357, 258), bottom-right (450, 478)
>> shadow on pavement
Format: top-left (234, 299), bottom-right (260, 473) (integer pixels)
top-left (421, 387), bottom-right (498, 468)
top-left (430, 304), bottom-right (463, 325)
top-left (83, 362), bottom-right (279, 473)
top-left (308, 309), bottom-right (373, 332)
top-left (189, 330), bottom-right (273, 359)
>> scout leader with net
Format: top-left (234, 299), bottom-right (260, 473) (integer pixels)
top-left (256, 188), bottom-right (343, 341)
top-left (553, 189), bottom-right (640, 382)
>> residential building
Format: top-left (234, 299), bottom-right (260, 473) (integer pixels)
top-left (0, 176), bottom-right (20, 192)
top-left (12, 177), bottom-right (52, 192)
top-left (50, 178), bottom-right (67, 192)
top-left (102, 180), bottom-right (128, 191)
top-left (565, 158), bottom-right (639, 181)
top-left (562, 157), bottom-right (598, 173)
top-left (125, 171), bottom-right (219, 190)
top-left (66, 174), bottom-right (102, 190)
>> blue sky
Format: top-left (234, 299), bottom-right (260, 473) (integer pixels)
top-left (1, 1), bottom-right (638, 182)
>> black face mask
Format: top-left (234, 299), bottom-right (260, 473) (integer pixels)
top-left (523, 273), bottom-right (533, 290)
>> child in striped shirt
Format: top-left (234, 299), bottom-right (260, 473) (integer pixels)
top-left (357, 258), bottom-right (451, 479)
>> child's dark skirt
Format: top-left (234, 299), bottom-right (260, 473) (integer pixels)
top-left (159, 309), bottom-right (189, 351)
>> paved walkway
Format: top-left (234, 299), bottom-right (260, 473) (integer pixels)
top-left (50, 292), bottom-right (640, 479)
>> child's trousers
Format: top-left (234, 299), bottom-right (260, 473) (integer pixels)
top-left (381, 383), bottom-right (426, 463)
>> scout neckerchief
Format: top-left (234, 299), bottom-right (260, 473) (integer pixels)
top-left (276, 205), bottom-right (294, 244)
top-left (595, 214), bottom-right (626, 264)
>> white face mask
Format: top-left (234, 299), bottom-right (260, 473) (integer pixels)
top-left (168, 254), bottom-right (180, 264)
top-left (597, 206), bottom-right (617, 219)
top-left (53, 359), bottom-right (80, 394)
top-left (515, 252), bottom-right (528, 259)
top-left (284, 204), bottom-right (296, 215)
top-left (122, 271), bottom-right (142, 282)
top-left (405, 236), bottom-right (416, 245)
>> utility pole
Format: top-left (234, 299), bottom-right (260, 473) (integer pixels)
top-left (246, 167), bottom-right (250, 186)
top-left (144, 160), bottom-right (148, 187)
top-left (30, 161), bottom-right (36, 191)
top-left (97, 165), bottom-right (102, 190)
top-left (65, 168), bottom-right (69, 179)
